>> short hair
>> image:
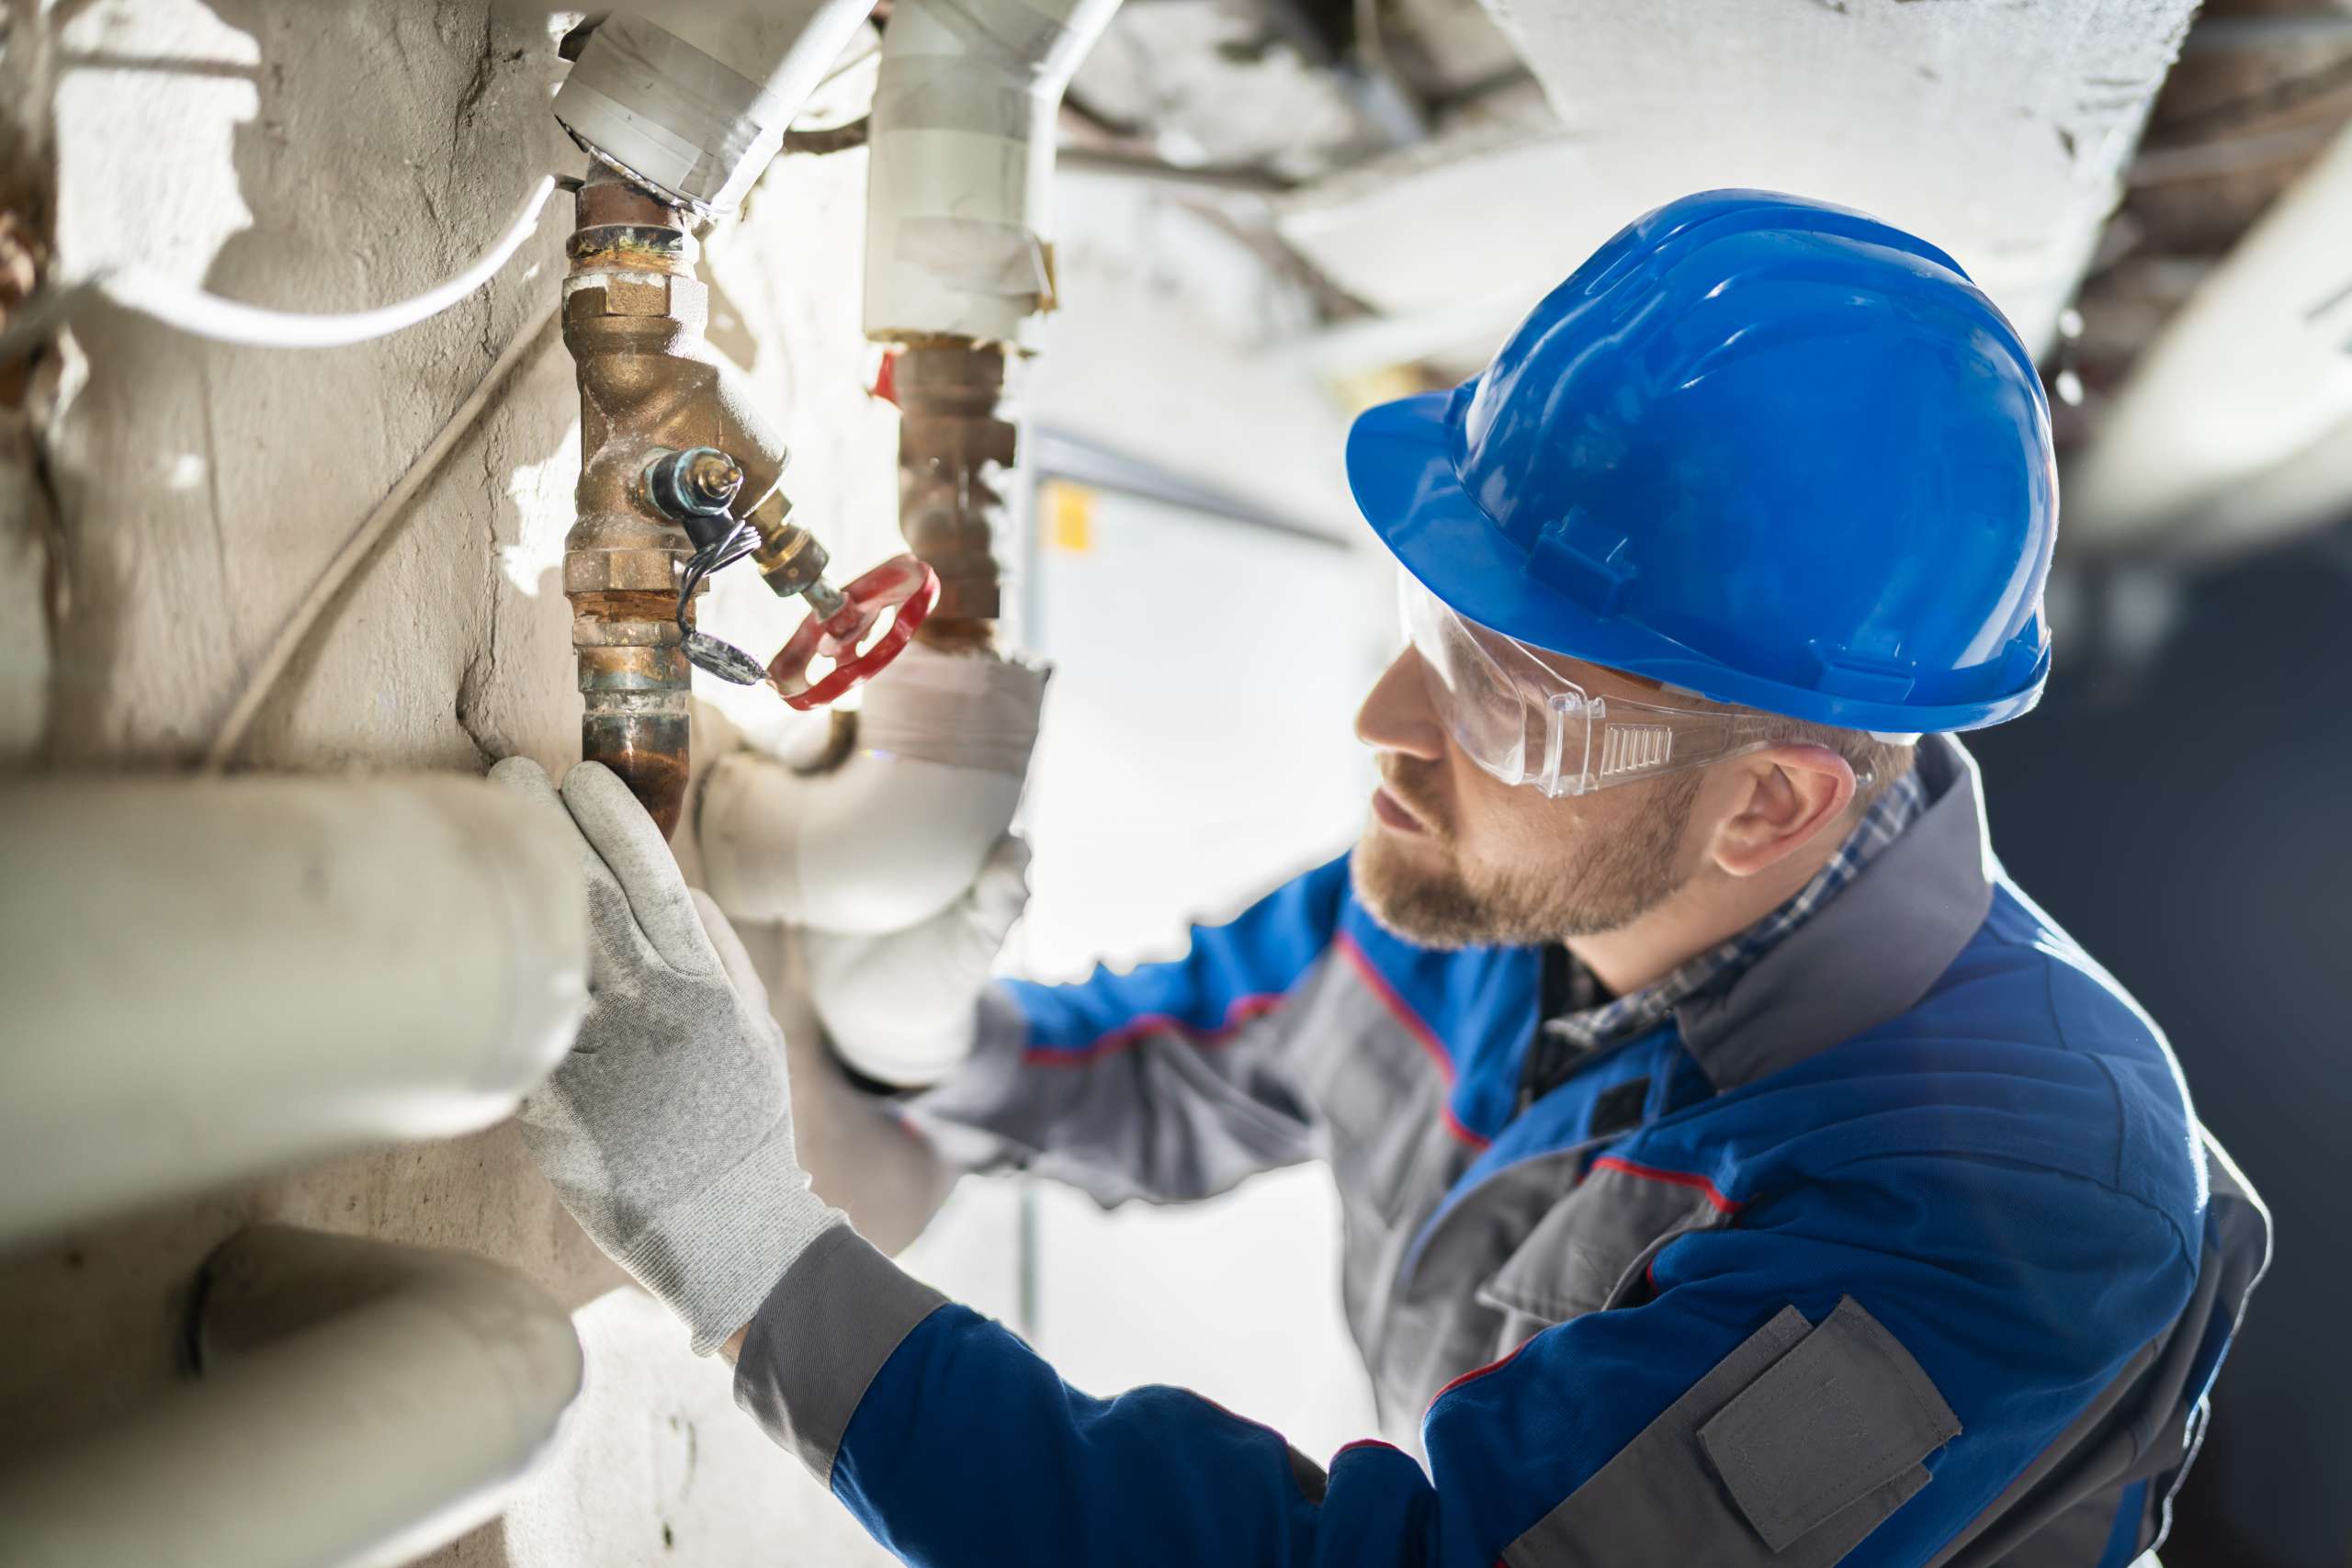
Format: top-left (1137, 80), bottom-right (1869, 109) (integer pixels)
top-left (1645, 680), bottom-right (1915, 807)
top-left (1763, 715), bottom-right (1916, 807)
top-left (1613, 663), bottom-right (1917, 808)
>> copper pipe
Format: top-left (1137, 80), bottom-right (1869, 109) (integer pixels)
top-left (561, 165), bottom-right (789, 836)
top-left (894, 337), bottom-right (1018, 649)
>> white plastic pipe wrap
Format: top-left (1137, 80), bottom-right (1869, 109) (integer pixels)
top-left (698, 642), bottom-right (1048, 933)
top-left (0, 1226), bottom-right (584, 1568)
top-left (554, 0), bottom-right (878, 218)
top-left (864, 0), bottom-right (1124, 346)
top-left (0, 776), bottom-right (586, 1250)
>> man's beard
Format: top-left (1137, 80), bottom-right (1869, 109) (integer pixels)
top-left (1351, 762), bottom-right (1702, 948)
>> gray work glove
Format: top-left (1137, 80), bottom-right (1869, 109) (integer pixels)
top-left (492, 757), bottom-right (841, 1353)
top-left (801, 832), bottom-right (1032, 1089)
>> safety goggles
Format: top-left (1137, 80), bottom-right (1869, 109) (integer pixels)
top-left (1397, 572), bottom-right (1784, 797)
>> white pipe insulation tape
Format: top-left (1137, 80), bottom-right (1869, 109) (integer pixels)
top-left (554, 2), bottom-right (878, 218)
top-left (864, 0), bottom-right (1125, 345)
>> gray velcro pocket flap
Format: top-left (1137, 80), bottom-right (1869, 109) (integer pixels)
top-left (1699, 1296), bottom-right (1962, 1553)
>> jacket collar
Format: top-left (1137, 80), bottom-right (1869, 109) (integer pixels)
top-left (1672, 733), bottom-right (1998, 1090)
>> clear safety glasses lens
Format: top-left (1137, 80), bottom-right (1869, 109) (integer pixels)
top-left (1396, 570), bottom-right (1545, 785)
top-left (1396, 573), bottom-right (1778, 797)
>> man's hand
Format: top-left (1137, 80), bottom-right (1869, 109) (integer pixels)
top-left (801, 832), bottom-right (1032, 1089)
top-left (492, 757), bottom-right (840, 1353)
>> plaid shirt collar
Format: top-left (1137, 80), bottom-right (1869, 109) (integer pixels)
top-left (1542, 767), bottom-right (1930, 1056)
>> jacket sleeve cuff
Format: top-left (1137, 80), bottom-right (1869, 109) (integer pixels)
top-left (731, 1223), bottom-right (950, 1483)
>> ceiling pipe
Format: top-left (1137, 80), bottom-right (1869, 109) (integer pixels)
top-left (0, 1226), bottom-right (584, 1568)
top-left (2065, 118), bottom-right (2352, 557)
top-left (1056, 146), bottom-right (1295, 201)
top-left (0, 776), bottom-right (585, 1251)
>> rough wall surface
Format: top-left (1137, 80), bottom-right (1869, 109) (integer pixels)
top-left (0, 3), bottom-right (1359, 1563)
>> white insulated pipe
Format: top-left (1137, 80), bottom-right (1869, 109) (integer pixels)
top-left (865, 0), bottom-right (1125, 347)
top-left (0, 776), bottom-right (586, 1250)
top-left (2067, 119), bottom-right (2352, 555)
top-left (554, 0), bottom-right (879, 218)
top-left (698, 641), bottom-right (1048, 933)
top-left (0, 1226), bottom-right (584, 1568)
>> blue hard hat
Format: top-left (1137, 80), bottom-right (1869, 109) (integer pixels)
top-left (1346, 189), bottom-right (2057, 733)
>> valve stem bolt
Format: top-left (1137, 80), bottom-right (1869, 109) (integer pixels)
top-left (643, 446), bottom-right (746, 550)
top-left (684, 449), bottom-right (742, 510)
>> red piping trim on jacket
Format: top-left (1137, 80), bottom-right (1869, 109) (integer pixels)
top-left (1589, 1155), bottom-right (1742, 1214)
top-left (1333, 931), bottom-right (1491, 1150)
top-left (1438, 1104), bottom-right (1487, 1149)
top-left (1023, 991), bottom-right (1289, 1066)
top-left (1330, 1438), bottom-right (1404, 1462)
top-left (1424, 1338), bottom-right (1532, 1413)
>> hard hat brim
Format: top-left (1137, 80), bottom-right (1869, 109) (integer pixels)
top-left (1344, 390), bottom-right (2047, 733)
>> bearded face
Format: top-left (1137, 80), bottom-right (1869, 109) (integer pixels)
top-left (1351, 752), bottom-right (1704, 948)
top-left (1348, 649), bottom-right (1708, 949)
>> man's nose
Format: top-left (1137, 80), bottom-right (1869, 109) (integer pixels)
top-left (1355, 649), bottom-right (1447, 761)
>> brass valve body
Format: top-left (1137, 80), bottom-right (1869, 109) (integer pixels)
top-left (560, 168), bottom-right (791, 837)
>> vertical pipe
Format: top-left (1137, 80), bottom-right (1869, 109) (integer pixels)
top-left (562, 168), bottom-right (711, 837)
top-left (865, 0), bottom-right (1125, 646)
top-left (894, 339), bottom-right (1020, 647)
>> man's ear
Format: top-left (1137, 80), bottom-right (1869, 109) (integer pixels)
top-left (1705, 744), bottom-right (1857, 878)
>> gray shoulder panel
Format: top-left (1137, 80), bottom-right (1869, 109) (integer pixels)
top-left (733, 1224), bottom-right (949, 1483)
top-left (1677, 734), bottom-right (1996, 1089)
top-left (1506, 1298), bottom-right (1959, 1568)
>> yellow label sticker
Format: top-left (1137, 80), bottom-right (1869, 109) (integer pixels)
top-left (1045, 479), bottom-right (1096, 555)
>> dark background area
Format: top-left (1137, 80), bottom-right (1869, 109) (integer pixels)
top-left (1969, 531), bottom-right (2352, 1567)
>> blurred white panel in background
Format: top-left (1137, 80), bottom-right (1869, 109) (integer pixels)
top-left (1007, 475), bottom-right (1388, 1462)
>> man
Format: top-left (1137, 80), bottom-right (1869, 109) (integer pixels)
top-left (496, 191), bottom-right (2267, 1566)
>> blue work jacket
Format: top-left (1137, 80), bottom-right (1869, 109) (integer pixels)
top-left (735, 736), bottom-right (2268, 1566)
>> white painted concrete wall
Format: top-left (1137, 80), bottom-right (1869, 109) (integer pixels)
top-left (0, 4), bottom-right (1374, 1563)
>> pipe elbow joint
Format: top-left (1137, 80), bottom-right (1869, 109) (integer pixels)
top-left (697, 645), bottom-right (1048, 933)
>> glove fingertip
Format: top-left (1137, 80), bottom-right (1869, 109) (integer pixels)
top-left (558, 759), bottom-right (632, 821)
top-left (560, 761), bottom-right (675, 869)
top-left (489, 755), bottom-right (559, 800)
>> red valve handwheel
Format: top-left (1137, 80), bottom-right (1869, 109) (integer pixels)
top-left (765, 555), bottom-right (938, 711)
